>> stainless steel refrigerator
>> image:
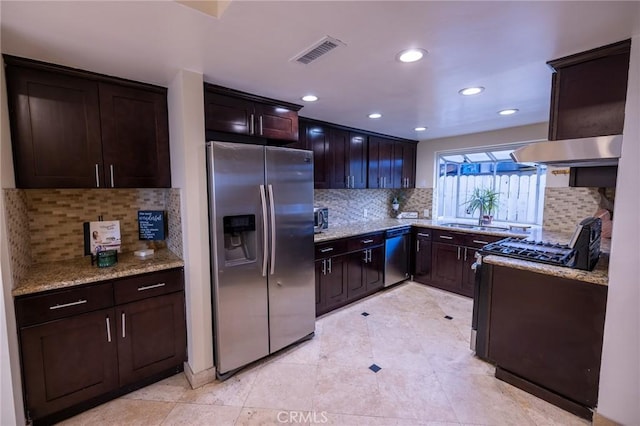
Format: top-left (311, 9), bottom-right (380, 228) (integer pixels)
top-left (206, 141), bottom-right (315, 379)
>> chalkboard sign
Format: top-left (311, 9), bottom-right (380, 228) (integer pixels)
top-left (138, 210), bottom-right (167, 240)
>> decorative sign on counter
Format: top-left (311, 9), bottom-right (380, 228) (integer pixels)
top-left (138, 210), bottom-right (167, 241)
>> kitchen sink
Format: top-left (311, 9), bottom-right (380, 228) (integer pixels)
top-left (440, 222), bottom-right (510, 231)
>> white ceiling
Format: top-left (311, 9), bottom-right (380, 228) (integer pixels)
top-left (1, 1), bottom-right (639, 141)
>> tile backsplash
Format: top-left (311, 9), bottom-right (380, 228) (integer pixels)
top-left (314, 188), bottom-right (433, 226)
top-left (542, 187), bottom-right (614, 232)
top-left (3, 189), bottom-right (183, 283)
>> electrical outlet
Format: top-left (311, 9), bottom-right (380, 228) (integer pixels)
top-left (363, 208), bottom-right (368, 218)
top-left (423, 209), bottom-right (430, 218)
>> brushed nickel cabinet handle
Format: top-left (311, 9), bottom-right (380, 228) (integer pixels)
top-left (464, 247), bottom-right (468, 261)
top-left (320, 247), bottom-right (334, 253)
top-left (473, 240), bottom-right (490, 245)
top-left (95, 164), bottom-right (100, 188)
top-left (457, 247), bottom-right (461, 260)
top-left (106, 316), bottom-right (112, 343)
top-left (417, 233), bottom-right (430, 237)
top-left (416, 240), bottom-right (420, 252)
top-left (49, 299), bottom-right (87, 310)
top-left (121, 312), bottom-right (126, 339)
top-left (328, 258), bottom-right (332, 274)
top-left (362, 239), bottom-right (374, 244)
top-left (250, 113), bottom-right (255, 135)
top-left (439, 235), bottom-right (453, 240)
top-left (322, 259), bottom-right (327, 275)
top-left (137, 283), bottom-right (166, 291)
top-left (110, 164), bottom-right (115, 187)
top-left (259, 115), bottom-right (264, 135)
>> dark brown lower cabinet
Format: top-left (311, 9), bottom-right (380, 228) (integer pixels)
top-left (487, 264), bottom-right (607, 419)
top-left (315, 233), bottom-right (385, 316)
top-left (116, 292), bottom-right (186, 386)
top-left (315, 255), bottom-right (348, 316)
top-left (413, 230), bottom-right (432, 283)
top-left (430, 242), bottom-right (464, 294)
top-left (347, 246), bottom-right (384, 299)
top-left (20, 309), bottom-right (118, 421)
top-left (16, 268), bottom-right (186, 424)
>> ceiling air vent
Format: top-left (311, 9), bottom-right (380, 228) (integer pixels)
top-left (291, 36), bottom-right (346, 65)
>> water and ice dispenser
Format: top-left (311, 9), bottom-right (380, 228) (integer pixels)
top-left (223, 214), bottom-right (257, 265)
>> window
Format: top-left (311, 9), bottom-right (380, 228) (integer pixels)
top-left (435, 145), bottom-right (546, 225)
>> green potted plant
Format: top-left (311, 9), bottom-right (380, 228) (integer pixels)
top-left (464, 187), bottom-right (500, 225)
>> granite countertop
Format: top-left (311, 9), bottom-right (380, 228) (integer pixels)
top-left (13, 249), bottom-right (185, 297)
top-left (314, 219), bottom-right (610, 285)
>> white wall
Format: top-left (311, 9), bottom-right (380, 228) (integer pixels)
top-left (167, 70), bottom-right (215, 383)
top-left (0, 58), bottom-right (25, 425)
top-left (597, 35), bottom-right (640, 425)
top-left (415, 123), bottom-right (548, 188)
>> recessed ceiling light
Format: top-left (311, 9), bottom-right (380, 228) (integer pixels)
top-left (397, 48), bottom-right (427, 63)
top-left (498, 108), bottom-right (519, 115)
top-left (301, 95), bottom-right (318, 102)
top-left (459, 87), bottom-right (485, 96)
top-left (368, 113), bottom-right (382, 119)
top-left (414, 126), bottom-right (427, 132)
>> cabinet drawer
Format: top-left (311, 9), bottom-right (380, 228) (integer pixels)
top-left (114, 268), bottom-right (184, 305)
top-left (432, 230), bottom-right (465, 245)
top-left (16, 283), bottom-right (114, 327)
top-left (414, 229), bottom-right (433, 240)
top-left (347, 233), bottom-right (384, 251)
top-left (464, 234), bottom-right (504, 249)
top-left (315, 240), bottom-right (347, 260)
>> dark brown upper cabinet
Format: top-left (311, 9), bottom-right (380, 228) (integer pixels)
top-left (547, 39), bottom-right (631, 141)
top-left (369, 136), bottom-right (416, 189)
top-left (4, 56), bottom-right (171, 189)
top-left (204, 83), bottom-right (301, 142)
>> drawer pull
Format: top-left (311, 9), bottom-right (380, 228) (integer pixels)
top-left (439, 235), bottom-right (454, 240)
top-left (473, 240), bottom-right (490, 245)
top-left (106, 316), bottom-right (112, 343)
top-left (49, 299), bottom-right (87, 310)
top-left (417, 233), bottom-right (430, 237)
top-left (320, 247), bottom-right (334, 253)
top-left (362, 239), bottom-right (374, 244)
top-left (122, 312), bottom-right (126, 338)
top-left (137, 283), bottom-right (166, 292)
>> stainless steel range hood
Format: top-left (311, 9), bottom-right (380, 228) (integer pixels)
top-left (510, 134), bottom-right (622, 167)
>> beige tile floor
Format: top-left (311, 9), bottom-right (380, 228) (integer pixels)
top-left (59, 282), bottom-right (590, 426)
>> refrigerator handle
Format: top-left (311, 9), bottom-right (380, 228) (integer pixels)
top-left (259, 185), bottom-right (269, 277)
top-left (268, 184), bottom-right (276, 275)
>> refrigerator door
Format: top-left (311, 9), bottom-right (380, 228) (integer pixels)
top-left (207, 142), bottom-right (269, 375)
top-left (265, 146), bottom-right (315, 352)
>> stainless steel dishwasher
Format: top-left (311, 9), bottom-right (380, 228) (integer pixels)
top-left (384, 227), bottom-right (411, 287)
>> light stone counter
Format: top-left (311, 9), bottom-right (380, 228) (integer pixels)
top-left (13, 249), bottom-right (184, 297)
top-left (315, 219), bottom-right (610, 285)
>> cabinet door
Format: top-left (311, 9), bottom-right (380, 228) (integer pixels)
top-left (20, 308), bottom-right (118, 420)
top-left (430, 242), bottom-right (463, 294)
top-left (307, 123), bottom-right (331, 189)
top-left (204, 91), bottom-right (254, 135)
top-left (256, 104), bottom-right (298, 141)
top-left (315, 260), bottom-right (325, 316)
top-left (324, 255), bottom-right (348, 311)
top-left (99, 83), bottom-right (171, 188)
top-left (461, 247), bottom-right (477, 298)
top-left (414, 234), bottom-right (432, 284)
top-left (116, 292), bottom-right (186, 386)
top-left (392, 141), bottom-right (417, 189)
top-left (368, 136), bottom-right (394, 188)
top-left (349, 132), bottom-right (368, 189)
top-left (364, 246), bottom-right (384, 292)
top-left (5, 66), bottom-right (103, 188)
top-left (329, 127), bottom-right (349, 189)
top-left (347, 250), bottom-right (368, 299)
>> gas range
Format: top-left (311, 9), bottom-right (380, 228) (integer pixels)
top-left (480, 238), bottom-right (575, 266)
top-left (479, 217), bottom-right (602, 271)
